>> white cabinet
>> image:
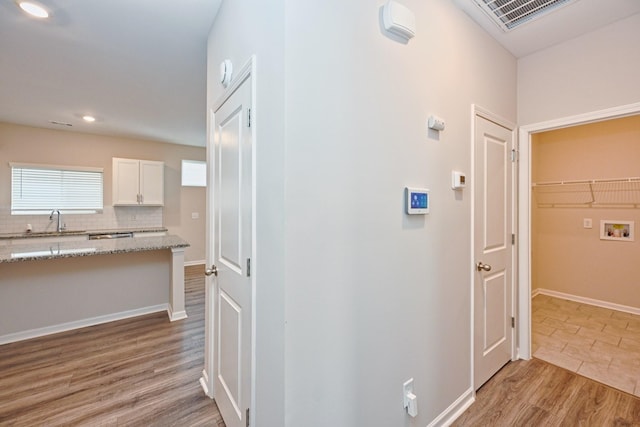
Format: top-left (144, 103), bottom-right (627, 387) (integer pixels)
top-left (112, 158), bottom-right (164, 206)
top-left (139, 160), bottom-right (164, 205)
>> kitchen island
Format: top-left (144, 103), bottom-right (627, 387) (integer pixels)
top-left (0, 234), bottom-right (189, 344)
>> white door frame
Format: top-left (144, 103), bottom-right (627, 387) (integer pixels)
top-left (201, 56), bottom-right (258, 426)
top-left (470, 105), bottom-right (517, 388)
top-left (516, 101), bottom-right (640, 360)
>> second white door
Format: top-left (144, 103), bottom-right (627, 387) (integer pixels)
top-left (212, 74), bottom-right (253, 427)
top-left (473, 113), bottom-right (515, 389)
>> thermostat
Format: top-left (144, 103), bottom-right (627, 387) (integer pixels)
top-left (452, 171), bottom-right (466, 190)
top-left (405, 187), bottom-right (430, 214)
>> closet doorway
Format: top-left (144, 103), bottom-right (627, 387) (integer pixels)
top-left (520, 110), bottom-right (640, 396)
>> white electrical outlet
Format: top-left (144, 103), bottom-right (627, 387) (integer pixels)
top-left (584, 218), bottom-right (592, 229)
top-left (192, 212), bottom-right (200, 220)
top-left (403, 378), bottom-right (414, 406)
top-left (403, 378), bottom-right (418, 417)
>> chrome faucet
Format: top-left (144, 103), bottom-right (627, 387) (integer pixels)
top-left (49, 209), bottom-right (65, 232)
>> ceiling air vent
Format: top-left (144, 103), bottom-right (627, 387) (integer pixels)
top-left (472, 0), bottom-right (577, 31)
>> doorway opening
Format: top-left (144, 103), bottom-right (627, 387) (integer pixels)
top-left (518, 103), bottom-right (640, 392)
top-left (531, 114), bottom-right (640, 394)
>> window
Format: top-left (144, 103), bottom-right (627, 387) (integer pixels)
top-left (11, 163), bottom-right (104, 214)
top-left (181, 160), bottom-right (206, 187)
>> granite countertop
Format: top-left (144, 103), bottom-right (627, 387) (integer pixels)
top-left (0, 234), bottom-right (189, 264)
top-left (0, 227), bottom-right (168, 240)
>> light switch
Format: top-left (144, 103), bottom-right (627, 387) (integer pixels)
top-left (192, 212), bottom-right (200, 220)
top-left (584, 218), bottom-right (592, 229)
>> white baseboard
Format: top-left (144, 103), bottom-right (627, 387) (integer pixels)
top-left (531, 288), bottom-right (541, 298)
top-left (428, 387), bottom-right (475, 427)
top-left (184, 260), bottom-right (205, 267)
top-left (0, 304), bottom-right (168, 345)
top-left (535, 288), bottom-right (640, 316)
top-left (199, 369), bottom-right (214, 398)
top-left (167, 306), bottom-right (188, 322)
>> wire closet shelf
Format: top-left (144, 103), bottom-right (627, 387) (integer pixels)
top-left (532, 177), bottom-right (640, 208)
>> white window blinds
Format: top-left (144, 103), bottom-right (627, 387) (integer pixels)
top-left (11, 163), bottom-right (104, 214)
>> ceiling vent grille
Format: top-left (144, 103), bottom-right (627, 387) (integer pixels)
top-left (472, 0), bottom-right (577, 31)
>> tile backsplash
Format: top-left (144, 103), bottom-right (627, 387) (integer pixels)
top-left (0, 206), bottom-right (163, 234)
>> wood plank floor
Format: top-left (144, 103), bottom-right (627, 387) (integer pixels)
top-left (453, 358), bottom-right (640, 426)
top-left (8, 269), bottom-right (640, 426)
top-left (0, 265), bottom-right (225, 427)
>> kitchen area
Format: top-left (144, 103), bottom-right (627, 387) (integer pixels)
top-left (0, 122), bottom-right (207, 345)
top-left (0, 2), bottom-right (217, 424)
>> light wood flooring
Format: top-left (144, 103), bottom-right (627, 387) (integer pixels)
top-left (533, 294), bottom-right (640, 396)
top-left (453, 358), bottom-right (640, 426)
top-left (0, 265), bottom-right (225, 426)
top-left (7, 274), bottom-right (640, 426)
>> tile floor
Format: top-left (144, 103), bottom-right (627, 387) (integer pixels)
top-left (532, 294), bottom-right (640, 397)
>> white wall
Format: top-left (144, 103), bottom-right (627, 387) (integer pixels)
top-left (518, 14), bottom-right (640, 125)
top-left (284, 1), bottom-right (515, 425)
top-left (207, 1), bottom-right (285, 426)
top-left (208, 0), bottom-right (516, 425)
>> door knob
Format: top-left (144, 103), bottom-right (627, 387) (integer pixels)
top-left (205, 265), bottom-right (218, 277)
top-left (476, 262), bottom-right (492, 272)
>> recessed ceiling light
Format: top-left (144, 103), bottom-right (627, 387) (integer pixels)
top-left (82, 115), bottom-right (96, 123)
top-left (49, 120), bottom-right (72, 127)
top-left (17, 1), bottom-right (49, 19)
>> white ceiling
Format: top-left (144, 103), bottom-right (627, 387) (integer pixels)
top-left (1, 1), bottom-right (638, 148)
top-left (452, 0), bottom-right (640, 58)
top-left (0, 0), bottom-right (221, 147)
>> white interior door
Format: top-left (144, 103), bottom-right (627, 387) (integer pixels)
top-left (474, 113), bottom-right (514, 389)
top-left (210, 75), bottom-right (253, 427)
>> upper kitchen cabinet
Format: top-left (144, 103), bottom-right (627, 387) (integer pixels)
top-left (112, 158), bottom-right (164, 206)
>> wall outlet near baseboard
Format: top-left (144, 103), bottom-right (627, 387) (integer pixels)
top-left (403, 378), bottom-right (418, 417)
